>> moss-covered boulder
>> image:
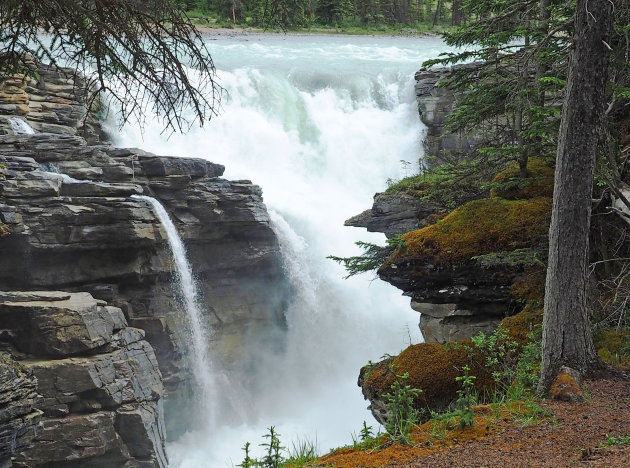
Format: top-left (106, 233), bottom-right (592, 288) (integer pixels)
top-left (359, 342), bottom-right (496, 425)
top-left (358, 304), bottom-right (543, 426)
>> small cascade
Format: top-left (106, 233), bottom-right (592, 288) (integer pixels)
top-left (132, 195), bottom-right (215, 419)
top-left (8, 117), bottom-right (35, 135)
top-left (37, 163), bottom-right (92, 184)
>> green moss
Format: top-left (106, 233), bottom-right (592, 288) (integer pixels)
top-left (362, 342), bottom-right (496, 413)
top-left (490, 157), bottom-right (554, 200)
top-left (593, 329), bottom-right (630, 370)
top-left (399, 197), bottom-right (551, 265)
top-left (500, 303), bottom-right (543, 346)
top-left (384, 159), bottom-right (489, 210)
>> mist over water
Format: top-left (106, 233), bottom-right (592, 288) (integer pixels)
top-left (113, 35), bottom-right (449, 467)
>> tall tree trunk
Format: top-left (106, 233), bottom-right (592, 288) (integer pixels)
top-left (451, 0), bottom-right (461, 26)
top-left (537, 0), bottom-right (614, 394)
top-left (432, 0), bottom-right (442, 26)
top-left (536, 0), bottom-right (551, 106)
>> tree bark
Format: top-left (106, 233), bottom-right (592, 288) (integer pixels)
top-left (537, 0), bottom-right (614, 394)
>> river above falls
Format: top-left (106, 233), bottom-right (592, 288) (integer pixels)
top-left (112, 34), bottom-right (450, 467)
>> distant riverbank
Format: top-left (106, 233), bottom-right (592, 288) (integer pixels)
top-left (193, 22), bottom-right (445, 39)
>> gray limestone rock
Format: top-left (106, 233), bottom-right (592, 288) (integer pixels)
top-left (0, 355), bottom-right (42, 467)
top-left (412, 302), bottom-right (502, 343)
top-left (0, 60), bottom-right (289, 456)
top-left (414, 64), bottom-right (483, 165)
top-left (138, 155), bottom-right (224, 179)
top-left (345, 192), bottom-right (444, 238)
top-left (0, 291), bottom-right (116, 356)
top-left (0, 291), bottom-right (167, 468)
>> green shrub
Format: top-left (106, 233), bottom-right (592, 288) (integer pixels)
top-left (383, 372), bottom-right (422, 444)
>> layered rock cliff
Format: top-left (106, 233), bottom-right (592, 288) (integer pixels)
top-left (0, 62), bottom-right (289, 464)
top-left (413, 65), bottom-right (481, 166)
top-left (1, 291), bottom-right (167, 467)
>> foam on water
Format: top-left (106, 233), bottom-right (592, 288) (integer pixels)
top-left (8, 117), bottom-right (35, 135)
top-left (112, 34), bottom-right (450, 467)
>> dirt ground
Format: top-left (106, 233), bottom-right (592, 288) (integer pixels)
top-left (319, 379), bottom-right (630, 467)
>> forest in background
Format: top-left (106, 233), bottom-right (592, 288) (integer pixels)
top-left (174, 0), bottom-right (464, 31)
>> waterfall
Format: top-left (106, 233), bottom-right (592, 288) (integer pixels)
top-left (8, 117), bottom-right (35, 135)
top-left (131, 195), bottom-right (215, 417)
top-left (114, 35), bottom-right (452, 466)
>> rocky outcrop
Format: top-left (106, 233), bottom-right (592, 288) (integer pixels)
top-left (0, 61), bottom-right (288, 381)
top-left (345, 192), bottom-right (444, 239)
top-left (345, 192), bottom-right (508, 343)
top-left (0, 354), bottom-right (41, 467)
top-left (414, 64), bottom-right (481, 165)
top-left (345, 191), bottom-right (509, 343)
top-left (0, 62), bottom-right (289, 460)
top-left (379, 258), bottom-right (515, 343)
top-left (0, 291), bottom-right (167, 467)
top-left (0, 134), bottom-right (287, 386)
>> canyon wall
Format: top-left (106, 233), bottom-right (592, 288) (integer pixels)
top-left (0, 62), bottom-right (289, 465)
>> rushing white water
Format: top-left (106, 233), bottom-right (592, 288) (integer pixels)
top-left (131, 195), bottom-right (216, 419)
top-left (113, 34), bottom-right (451, 466)
top-left (8, 117), bottom-right (35, 135)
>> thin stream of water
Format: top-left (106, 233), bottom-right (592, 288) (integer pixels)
top-left (131, 195), bottom-right (216, 420)
top-left (8, 117), bottom-right (35, 135)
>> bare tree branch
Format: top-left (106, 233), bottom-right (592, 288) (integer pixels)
top-left (0, 0), bottom-right (223, 133)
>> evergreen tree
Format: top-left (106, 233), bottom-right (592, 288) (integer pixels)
top-left (423, 0), bottom-right (574, 177)
top-left (537, 0), bottom-right (616, 392)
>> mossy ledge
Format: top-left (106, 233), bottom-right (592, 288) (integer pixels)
top-left (376, 158), bottom-right (553, 346)
top-left (360, 158), bottom-right (554, 423)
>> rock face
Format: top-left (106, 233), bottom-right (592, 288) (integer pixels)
top-left (0, 61), bottom-right (288, 379)
top-left (0, 354), bottom-right (41, 467)
top-left (345, 67), bottom-right (524, 344)
top-left (345, 192), bottom-right (444, 239)
top-left (0, 63), bottom-right (289, 461)
top-left (414, 64), bottom-right (481, 165)
top-left (379, 257), bottom-right (514, 343)
top-left (0, 291), bottom-right (167, 467)
top-left (345, 190), bottom-right (509, 344)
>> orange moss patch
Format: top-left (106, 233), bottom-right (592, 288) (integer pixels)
top-left (316, 400), bottom-right (550, 468)
top-left (491, 157), bottom-right (555, 200)
top-left (400, 197), bottom-right (551, 265)
top-left (499, 303), bottom-right (543, 346)
top-left (318, 415), bottom-right (496, 468)
top-left (362, 342), bottom-right (495, 412)
top-left (549, 372), bottom-right (585, 402)
top-left (593, 329), bottom-right (630, 370)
